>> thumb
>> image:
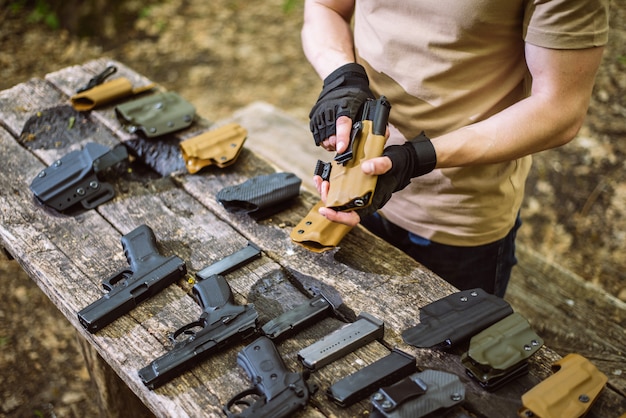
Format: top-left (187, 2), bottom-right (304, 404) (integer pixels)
top-left (362, 156), bottom-right (393, 175)
top-left (335, 116), bottom-right (353, 154)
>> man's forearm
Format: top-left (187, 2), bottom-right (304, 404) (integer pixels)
top-left (432, 44), bottom-right (605, 169)
top-left (301, 0), bottom-right (356, 78)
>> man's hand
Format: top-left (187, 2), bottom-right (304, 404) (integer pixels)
top-left (309, 63), bottom-right (375, 152)
top-left (316, 132), bottom-right (437, 226)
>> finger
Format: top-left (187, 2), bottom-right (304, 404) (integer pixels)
top-left (313, 175), bottom-right (323, 194)
top-left (362, 156), bottom-right (393, 175)
top-left (335, 116), bottom-right (353, 154)
top-left (322, 135), bottom-right (337, 152)
top-left (318, 206), bottom-right (360, 227)
top-left (320, 180), bottom-right (330, 202)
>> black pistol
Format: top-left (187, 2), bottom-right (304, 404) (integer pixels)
top-left (138, 274), bottom-right (259, 389)
top-left (223, 336), bottom-right (317, 418)
top-left (78, 224), bottom-right (186, 333)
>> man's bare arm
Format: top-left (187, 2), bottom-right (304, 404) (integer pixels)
top-left (431, 44), bottom-right (606, 168)
top-left (301, 0), bottom-right (356, 79)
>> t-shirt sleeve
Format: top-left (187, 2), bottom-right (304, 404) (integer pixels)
top-left (523, 0), bottom-right (609, 48)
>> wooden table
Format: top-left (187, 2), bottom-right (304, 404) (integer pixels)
top-left (1, 58), bottom-right (624, 418)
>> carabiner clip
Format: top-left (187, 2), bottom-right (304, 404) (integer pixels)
top-left (76, 65), bottom-right (118, 93)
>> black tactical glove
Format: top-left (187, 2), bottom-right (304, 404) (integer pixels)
top-left (356, 131), bottom-right (437, 219)
top-left (309, 63), bottom-right (375, 146)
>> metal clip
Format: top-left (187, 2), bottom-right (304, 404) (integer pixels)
top-left (371, 370), bottom-right (465, 417)
top-left (462, 312), bottom-right (544, 391)
top-left (518, 353), bottom-right (608, 418)
top-left (29, 142), bottom-right (128, 212)
top-left (402, 288), bottom-right (514, 349)
top-left (76, 65), bottom-right (117, 93)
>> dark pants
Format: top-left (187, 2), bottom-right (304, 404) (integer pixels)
top-left (360, 213), bottom-right (521, 297)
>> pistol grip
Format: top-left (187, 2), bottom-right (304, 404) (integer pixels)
top-left (121, 224), bottom-right (161, 272)
top-left (192, 274), bottom-right (233, 309)
top-left (237, 336), bottom-right (290, 402)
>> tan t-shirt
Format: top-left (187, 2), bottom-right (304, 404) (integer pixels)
top-left (354, 0), bottom-right (609, 246)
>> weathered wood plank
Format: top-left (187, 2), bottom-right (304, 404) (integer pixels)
top-left (0, 78), bottom-right (66, 138)
top-left (0, 75), bottom-right (396, 417)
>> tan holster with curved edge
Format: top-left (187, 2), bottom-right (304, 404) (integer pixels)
top-left (290, 201), bottom-right (353, 252)
top-left (325, 119), bottom-right (386, 211)
top-left (71, 78), bottom-right (155, 111)
top-left (518, 353), bottom-right (608, 418)
top-left (180, 123), bottom-right (248, 173)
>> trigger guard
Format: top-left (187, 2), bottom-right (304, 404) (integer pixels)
top-left (223, 388), bottom-right (264, 417)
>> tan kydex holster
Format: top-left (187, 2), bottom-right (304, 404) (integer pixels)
top-left (290, 201), bottom-right (354, 252)
top-left (71, 78), bottom-right (155, 111)
top-left (325, 118), bottom-right (386, 211)
top-left (180, 123), bottom-right (248, 173)
top-left (518, 353), bottom-right (607, 418)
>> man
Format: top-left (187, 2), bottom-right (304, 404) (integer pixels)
top-left (302, 0), bottom-right (609, 296)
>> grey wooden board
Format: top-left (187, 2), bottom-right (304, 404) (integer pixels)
top-left (0, 75), bottom-right (398, 417)
top-left (0, 59), bottom-right (623, 417)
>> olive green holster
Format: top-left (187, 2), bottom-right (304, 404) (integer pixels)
top-left (115, 91), bottom-right (196, 138)
top-left (71, 77), bottom-right (155, 111)
top-left (461, 312), bottom-right (543, 391)
top-left (180, 123), bottom-right (247, 173)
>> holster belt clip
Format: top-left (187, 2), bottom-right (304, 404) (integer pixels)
top-left (461, 312), bottom-right (544, 391)
top-left (115, 91), bottom-right (195, 137)
top-left (29, 142), bottom-right (128, 212)
top-left (290, 200), bottom-right (354, 252)
top-left (519, 353), bottom-right (607, 418)
top-left (216, 172), bottom-right (301, 220)
top-left (371, 370), bottom-right (465, 418)
top-left (402, 288), bottom-right (514, 349)
top-left (179, 123), bottom-right (247, 173)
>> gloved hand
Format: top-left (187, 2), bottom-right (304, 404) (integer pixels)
top-left (355, 131), bottom-right (437, 219)
top-left (309, 63), bottom-right (375, 146)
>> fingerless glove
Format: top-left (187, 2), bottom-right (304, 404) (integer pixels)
top-left (309, 63), bottom-right (375, 146)
top-left (356, 132), bottom-right (437, 219)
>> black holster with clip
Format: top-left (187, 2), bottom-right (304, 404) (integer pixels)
top-left (401, 288), bottom-right (514, 350)
top-left (29, 142), bottom-right (128, 212)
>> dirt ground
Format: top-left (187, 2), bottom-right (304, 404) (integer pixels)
top-left (0, 0), bottom-right (624, 417)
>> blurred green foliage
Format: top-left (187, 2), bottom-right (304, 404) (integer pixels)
top-left (9, 0), bottom-right (60, 29)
